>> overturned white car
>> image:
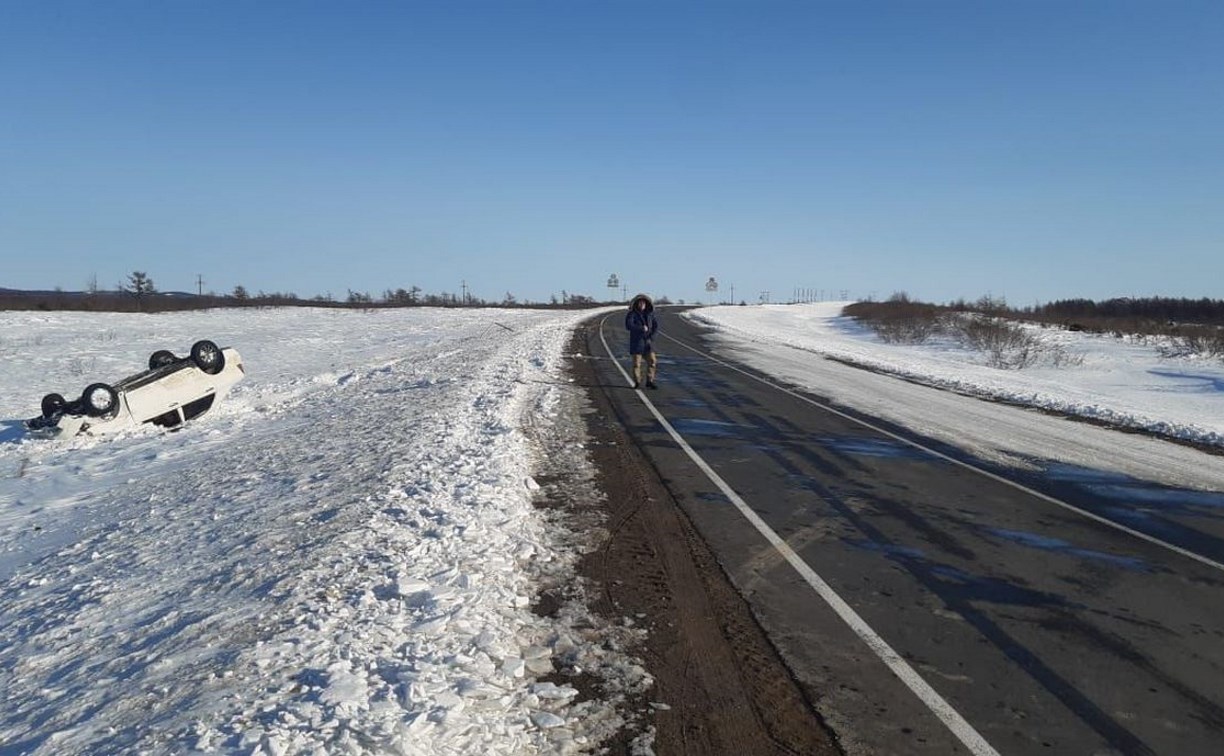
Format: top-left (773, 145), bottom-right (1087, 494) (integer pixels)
top-left (25, 339), bottom-right (245, 438)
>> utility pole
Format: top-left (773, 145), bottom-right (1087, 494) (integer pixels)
top-left (461, 280), bottom-right (468, 305)
top-left (197, 274), bottom-right (204, 296)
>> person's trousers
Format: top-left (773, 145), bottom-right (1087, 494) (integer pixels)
top-left (632, 350), bottom-right (657, 384)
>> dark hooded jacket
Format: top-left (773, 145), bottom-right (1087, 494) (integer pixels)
top-left (625, 294), bottom-right (658, 355)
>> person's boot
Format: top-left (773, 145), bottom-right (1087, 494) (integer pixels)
top-left (646, 378), bottom-right (658, 389)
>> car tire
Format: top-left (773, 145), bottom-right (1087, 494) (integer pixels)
top-left (82, 383), bottom-right (119, 418)
top-left (191, 340), bottom-right (225, 375)
top-left (41, 393), bottom-right (67, 418)
top-left (149, 349), bottom-right (177, 369)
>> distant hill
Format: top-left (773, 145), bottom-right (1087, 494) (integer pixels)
top-left (0, 287), bottom-right (197, 297)
top-left (0, 287), bottom-right (223, 313)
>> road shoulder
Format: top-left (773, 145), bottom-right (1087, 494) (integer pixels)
top-left (559, 322), bottom-right (841, 755)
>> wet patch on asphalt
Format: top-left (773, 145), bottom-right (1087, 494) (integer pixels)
top-left (669, 418), bottom-right (747, 438)
top-left (815, 436), bottom-right (935, 460)
top-left (843, 536), bottom-right (1073, 609)
top-left (983, 527), bottom-right (1151, 572)
top-left (844, 538), bottom-right (927, 559)
top-left (1038, 462), bottom-right (1224, 525)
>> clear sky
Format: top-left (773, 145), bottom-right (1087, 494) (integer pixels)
top-left (2, 1), bottom-right (1222, 306)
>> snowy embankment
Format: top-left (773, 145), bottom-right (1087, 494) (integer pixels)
top-left (0, 306), bottom-right (648, 755)
top-left (687, 303), bottom-right (1224, 449)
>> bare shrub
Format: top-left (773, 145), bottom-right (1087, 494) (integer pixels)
top-left (846, 296), bottom-right (1086, 368)
top-left (952, 316), bottom-right (1045, 369)
top-left (873, 316), bottom-right (943, 344)
top-left (1159, 326), bottom-right (1224, 360)
top-left (843, 300), bottom-right (944, 344)
top-left (1045, 347), bottom-right (1085, 368)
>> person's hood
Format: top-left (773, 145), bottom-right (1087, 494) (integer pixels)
top-left (628, 293), bottom-right (654, 312)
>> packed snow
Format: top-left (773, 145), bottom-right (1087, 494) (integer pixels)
top-left (685, 303), bottom-right (1224, 492)
top-left (0, 306), bottom-right (650, 755)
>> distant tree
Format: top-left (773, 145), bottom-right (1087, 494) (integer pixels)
top-left (384, 287), bottom-right (419, 305)
top-left (232, 285), bottom-right (249, 301)
top-left (503, 291), bottom-right (517, 305)
top-left (126, 271), bottom-right (155, 296)
top-left (258, 290), bottom-right (296, 304)
top-left (125, 271), bottom-right (156, 309)
top-left (347, 289), bottom-right (372, 305)
top-left (86, 274), bottom-right (99, 296)
top-left (974, 294), bottom-right (1007, 314)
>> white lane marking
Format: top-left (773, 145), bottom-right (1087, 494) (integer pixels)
top-left (596, 316), bottom-right (1002, 756)
top-left (661, 328), bottom-right (1224, 575)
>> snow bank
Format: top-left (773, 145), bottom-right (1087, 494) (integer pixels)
top-left (687, 303), bottom-right (1224, 448)
top-left (0, 306), bottom-right (645, 754)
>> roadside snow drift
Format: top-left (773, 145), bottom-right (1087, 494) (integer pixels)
top-left (688, 303), bottom-right (1224, 448)
top-left (683, 303), bottom-right (1224, 495)
top-left (0, 306), bottom-right (645, 755)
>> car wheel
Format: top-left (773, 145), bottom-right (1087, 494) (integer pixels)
top-left (191, 340), bottom-right (225, 374)
top-left (41, 393), bottom-right (67, 418)
top-left (149, 349), bottom-right (177, 369)
top-left (82, 383), bottom-right (119, 418)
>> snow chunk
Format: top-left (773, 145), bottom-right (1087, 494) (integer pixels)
top-left (319, 662), bottom-right (369, 716)
top-left (530, 682), bottom-right (579, 700)
top-left (531, 711), bottom-right (567, 729)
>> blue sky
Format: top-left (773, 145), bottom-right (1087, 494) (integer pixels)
top-left (2, 1), bottom-right (1222, 305)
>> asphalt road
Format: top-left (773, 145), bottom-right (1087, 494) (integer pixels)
top-left (586, 308), bottom-right (1224, 756)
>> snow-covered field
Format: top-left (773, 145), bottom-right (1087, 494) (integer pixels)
top-left (685, 303), bottom-right (1224, 494)
top-left (0, 306), bottom-right (649, 755)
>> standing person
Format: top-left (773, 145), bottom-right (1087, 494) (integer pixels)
top-left (625, 293), bottom-right (659, 389)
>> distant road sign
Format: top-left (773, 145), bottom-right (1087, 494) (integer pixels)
top-left (607, 274), bottom-right (620, 288)
top-left (705, 277), bottom-right (718, 292)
